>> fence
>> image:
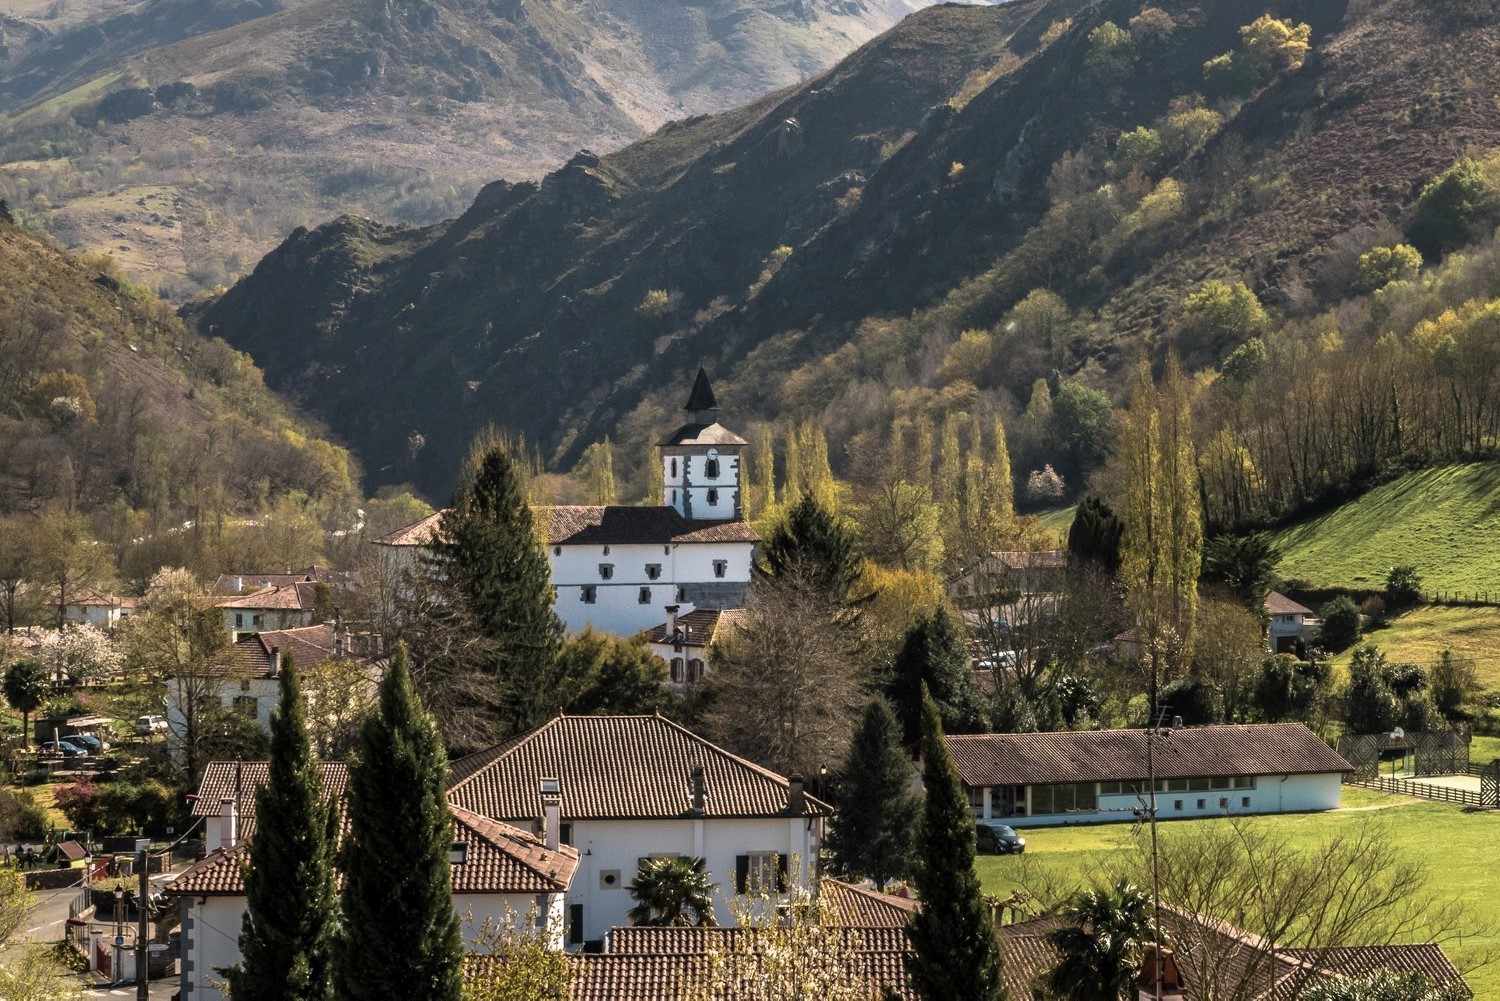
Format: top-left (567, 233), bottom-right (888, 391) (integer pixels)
top-left (1346, 774), bottom-right (1495, 808)
top-left (1421, 589), bottom-right (1500, 607)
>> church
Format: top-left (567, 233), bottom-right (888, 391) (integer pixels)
top-left (373, 368), bottom-right (759, 639)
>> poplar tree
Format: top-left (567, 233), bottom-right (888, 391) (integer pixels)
top-left (585, 436), bottom-right (617, 506)
top-left (907, 689), bottom-right (1006, 1001)
top-left (936, 414), bottom-right (962, 510)
top-left (992, 416), bottom-right (1015, 524)
top-left (825, 700), bottom-right (919, 891)
top-left (912, 414), bottom-right (935, 486)
top-left (226, 655), bottom-right (337, 1001)
top-left (335, 644), bottom-right (463, 1001)
top-left (750, 425), bottom-right (777, 519)
top-left (428, 428), bottom-right (565, 735)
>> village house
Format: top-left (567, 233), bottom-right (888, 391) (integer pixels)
top-left (645, 606), bottom-right (745, 686)
top-left (60, 588), bottom-right (134, 629)
top-left (212, 566), bottom-right (358, 596)
top-left (168, 761), bottom-right (579, 1001)
top-left (373, 369), bottom-right (758, 643)
top-left (1265, 590), bottom-right (1319, 654)
top-left (947, 722), bottom-right (1352, 826)
top-left (213, 582), bottom-right (322, 639)
top-left (446, 713), bottom-right (828, 945)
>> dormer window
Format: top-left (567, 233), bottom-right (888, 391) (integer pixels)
top-left (599, 564), bottom-right (614, 580)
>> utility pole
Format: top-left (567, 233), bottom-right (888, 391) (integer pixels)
top-left (137, 846), bottom-right (149, 1000)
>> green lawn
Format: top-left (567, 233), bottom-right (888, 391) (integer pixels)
top-left (1273, 462), bottom-right (1500, 592)
top-left (976, 795), bottom-right (1500, 996)
top-left (1473, 736), bottom-right (1500, 767)
top-left (1035, 505), bottom-right (1076, 543)
top-left (1328, 605), bottom-right (1500, 691)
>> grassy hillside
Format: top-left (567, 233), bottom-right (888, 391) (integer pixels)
top-left (1326, 606), bottom-right (1500, 691)
top-left (1273, 463), bottom-right (1500, 593)
top-left (976, 796), bottom-right (1500, 997)
top-left (0, 0), bottom-right (924, 297)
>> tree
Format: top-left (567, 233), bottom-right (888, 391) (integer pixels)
top-left (1429, 650), bottom-right (1479, 723)
top-left (1252, 655), bottom-right (1328, 723)
top-left (1354, 245), bottom-right (1422, 293)
top-left (1052, 382), bottom-right (1112, 482)
top-left (1115, 127), bottom-right (1163, 174)
top-left (758, 494), bottom-right (862, 602)
top-left (1319, 597), bottom-right (1362, 651)
top-left (1202, 534), bottom-right (1279, 613)
top-left (627, 856), bottom-right (717, 927)
top-left (300, 657), bottom-right (378, 758)
top-left (906, 690), bottom-right (1006, 1001)
top-left (1177, 281), bottom-right (1269, 365)
top-left (225, 657), bottom-right (338, 1001)
top-left (1026, 465), bottom-right (1065, 503)
top-left (1239, 14), bottom-right (1311, 76)
top-left (423, 430), bottom-right (566, 739)
top-left (1302, 970), bottom-right (1468, 1001)
top-left (1343, 646), bottom-right (1401, 735)
top-left (3, 662), bottom-right (48, 749)
top-left (1406, 157), bottom-right (1500, 259)
top-left (1202, 51), bottom-right (1257, 99)
top-left (335, 643), bottom-right (464, 1001)
top-left (824, 701), bottom-right (919, 891)
top-left (37, 624), bottom-right (121, 684)
top-left (463, 909), bottom-right (571, 1001)
top-left (554, 629), bottom-right (672, 715)
top-left (32, 510), bottom-right (113, 627)
top-left (1044, 881), bottom-right (1156, 1001)
top-left (1085, 21), bottom-right (1134, 79)
top-left (0, 517), bottom-right (42, 631)
top-left (0, 867), bottom-right (82, 1000)
top-left (582, 436), bottom-right (617, 506)
top-left (855, 480), bottom-right (943, 572)
top-left (1159, 676), bottom-right (1222, 726)
top-left (1191, 599), bottom-right (1265, 722)
top-left (887, 607), bottom-right (987, 747)
top-left (749, 425), bottom-right (777, 522)
top-left (1067, 497), bottom-right (1123, 575)
top-left (1385, 565), bottom-right (1423, 611)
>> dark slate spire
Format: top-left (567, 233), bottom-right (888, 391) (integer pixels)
top-left (683, 367), bottom-right (719, 422)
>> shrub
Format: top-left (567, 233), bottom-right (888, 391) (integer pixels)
top-left (636, 289), bottom-right (671, 318)
top-left (1239, 14), bottom-right (1311, 76)
top-left (1160, 107), bottom-right (1225, 159)
top-left (1128, 7), bottom-right (1175, 45)
top-left (1202, 51), bottom-right (1257, 99)
top-left (1353, 244), bottom-right (1422, 293)
top-left (1025, 465), bottom-right (1065, 502)
top-left (1161, 677), bottom-right (1222, 725)
top-left (1385, 565), bottom-right (1423, 609)
top-left (1040, 18), bottom-right (1072, 45)
top-left (1406, 157), bottom-right (1500, 259)
top-left (1318, 596), bottom-right (1361, 651)
top-left (1085, 22), bottom-right (1134, 79)
top-left (1114, 127), bottom-right (1163, 173)
top-left (1178, 280), bottom-right (1269, 363)
top-left (0, 788), bottom-right (48, 841)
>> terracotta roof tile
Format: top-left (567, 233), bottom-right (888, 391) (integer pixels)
top-left (213, 567), bottom-right (355, 595)
top-left (1284, 945), bottom-right (1470, 997)
top-left (447, 715), bottom-right (830, 821)
top-left (217, 625), bottom-right (343, 679)
top-left (560, 950), bottom-right (914, 1000)
top-left (372, 510), bottom-right (448, 547)
top-left (946, 723), bottom-right (1353, 788)
top-left (214, 582), bottom-right (320, 611)
top-left (545, 506), bottom-right (758, 545)
top-left (605, 925), bottom-right (909, 955)
top-left (189, 761), bottom-right (350, 833)
top-left (1264, 591), bottom-right (1315, 616)
top-left (647, 609), bottom-right (727, 647)
top-left (819, 879), bottom-right (919, 927)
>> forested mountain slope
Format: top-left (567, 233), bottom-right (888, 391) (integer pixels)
top-left (0, 0), bottom-right (924, 297)
top-left (198, 0), bottom-right (1500, 506)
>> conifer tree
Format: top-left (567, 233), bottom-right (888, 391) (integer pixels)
top-left (758, 494), bottom-right (862, 602)
top-left (428, 429), bottom-right (565, 735)
top-left (908, 689), bottom-right (1006, 1001)
top-left (1067, 496), bottom-right (1124, 574)
top-left (335, 644), bottom-right (463, 1001)
top-left (825, 700), bottom-right (919, 891)
top-left (887, 606), bottom-right (986, 747)
top-left (226, 655), bottom-right (337, 1001)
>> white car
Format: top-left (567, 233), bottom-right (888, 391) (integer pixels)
top-left (133, 715), bottom-right (169, 736)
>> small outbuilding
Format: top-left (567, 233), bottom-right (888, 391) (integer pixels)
top-left (946, 722), bottom-right (1352, 826)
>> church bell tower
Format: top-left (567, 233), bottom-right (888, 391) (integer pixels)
top-left (659, 368), bottom-right (748, 522)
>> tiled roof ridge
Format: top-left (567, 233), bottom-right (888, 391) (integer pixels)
top-left (642, 712), bottom-right (835, 814)
top-left (446, 716), bottom-right (568, 795)
top-left (449, 803), bottom-right (580, 887)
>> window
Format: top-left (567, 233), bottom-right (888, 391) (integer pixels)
top-left (670, 658), bottom-right (684, 684)
top-left (1173, 800), bottom-right (1184, 811)
top-left (670, 458), bottom-right (677, 477)
top-left (232, 695), bottom-right (257, 718)
top-left (569, 905), bottom-right (583, 946)
top-left (737, 852), bottom-right (787, 894)
top-left (646, 563), bottom-right (662, 580)
top-left (713, 560), bottom-right (728, 579)
top-left (1241, 796), bottom-right (1251, 808)
top-left (1028, 783), bottom-right (1100, 814)
top-left (240, 679), bottom-right (252, 692)
top-left (235, 613), bottom-right (244, 628)
top-left (687, 659), bottom-right (705, 683)
top-left (599, 564), bottom-right (614, 580)
top-left (1196, 799), bottom-right (1206, 809)
top-left (1219, 797), bottom-right (1230, 810)
top-left (705, 458), bottom-right (720, 479)
top-left (603, 546), bottom-right (611, 556)
top-left (252, 614), bottom-right (263, 627)
top-left (554, 546), bottom-right (561, 556)
top-left (678, 587), bottom-right (688, 601)
top-left (559, 823), bottom-right (573, 846)
top-left (639, 587), bottom-right (652, 604)
top-left (967, 786), bottom-right (985, 817)
top-left (581, 586), bottom-right (597, 604)
top-left (707, 488), bottom-right (719, 505)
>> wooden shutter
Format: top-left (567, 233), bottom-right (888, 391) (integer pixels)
top-left (735, 855), bottom-right (749, 894)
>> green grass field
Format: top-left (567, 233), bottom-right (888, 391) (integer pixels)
top-left (1329, 605), bottom-right (1500, 691)
top-left (1273, 463), bottom-right (1500, 592)
top-left (976, 793), bottom-right (1500, 996)
top-left (1035, 505), bottom-right (1075, 543)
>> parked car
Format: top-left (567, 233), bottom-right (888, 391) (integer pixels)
top-left (134, 715), bottom-right (168, 736)
top-left (976, 822), bottom-right (1026, 855)
top-left (40, 739), bottom-right (88, 758)
top-left (66, 733), bottom-right (104, 753)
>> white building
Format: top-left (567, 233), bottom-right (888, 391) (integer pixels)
top-left (447, 713), bottom-right (828, 946)
top-left (1265, 590), bottom-right (1319, 655)
top-left (947, 723), bottom-right (1352, 827)
top-left (372, 368), bottom-right (758, 640)
top-left (214, 583), bottom-right (320, 640)
top-left (645, 606), bottom-right (745, 685)
top-left (61, 589), bottom-right (134, 629)
top-left (167, 761), bottom-right (578, 1001)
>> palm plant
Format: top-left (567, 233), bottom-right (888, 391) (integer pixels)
top-left (2, 662), bottom-right (48, 749)
top-left (627, 856), bottom-right (717, 927)
top-left (1044, 880), bottom-right (1157, 1001)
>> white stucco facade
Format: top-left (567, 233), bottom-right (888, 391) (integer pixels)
top-left (549, 539), bottom-right (753, 637)
top-left (969, 772), bottom-right (1343, 827)
top-left (495, 815), bottom-right (821, 944)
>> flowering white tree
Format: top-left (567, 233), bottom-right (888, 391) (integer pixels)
top-left (38, 623), bottom-right (122, 683)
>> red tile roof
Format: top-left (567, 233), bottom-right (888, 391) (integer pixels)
top-left (1264, 591), bottom-right (1315, 616)
top-left (562, 947), bottom-right (913, 999)
top-left (1284, 945), bottom-right (1470, 996)
top-left (371, 510), bottom-right (448, 547)
top-left (946, 723), bottom-right (1352, 788)
top-left (375, 506), bottom-right (758, 549)
top-left (214, 582), bottom-right (320, 611)
top-left (819, 879), bottom-right (919, 927)
top-left (448, 714), bottom-right (830, 821)
top-left (189, 761), bottom-right (350, 833)
top-left (646, 609), bottom-right (740, 647)
top-left (605, 925), bottom-right (909, 955)
top-left (224, 624), bottom-right (342, 679)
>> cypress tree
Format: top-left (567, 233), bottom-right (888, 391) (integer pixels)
top-left (334, 643), bottom-right (463, 1001)
top-left (825, 700), bottom-right (919, 891)
top-left (908, 688), bottom-right (1006, 1001)
top-left (429, 429), bottom-right (565, 735)
top-left (225, 655), bottom-right (337, 1001)
top-left (757, 494), bottom-right (862, 601)
top-left (887, 607), bottom-right (986, 748)
top-left (1067, 496), bottom-right (1124, 575)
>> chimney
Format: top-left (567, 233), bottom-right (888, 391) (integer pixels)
top-left (221, 797), bottom-right (238, 850)
top-left (1137, 943), bottom-right (1185, 1000)
top-left (269, 646), bottom-right (281, 677)
top-left (539, 777), bottom-right (562, 851)
top-left (785, 774), bottom-right (806, 816)
top-left (689, 765), bottom-right (707, 816)
top-left (665, 604), bottom-right (682, 646)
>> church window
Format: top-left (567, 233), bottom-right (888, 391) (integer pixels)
top-left (705, 458), bottom-right (720, 479)
top-left (678, 587), bottom-right (688, 601)
top-left (713, 560), bottom-right (728, 579)
top-left (581, 586), bottom-right (597, 604)
top-left (670, 458), bottom-right (677, 477)
top-left (646, 564), bottom-right (662, 580)
top-left (639, 587), bottom-right (651, 604)
top-left (599, 564), bottom-right (614, 580)
top-left (707, 488), bottom-right (719, 505)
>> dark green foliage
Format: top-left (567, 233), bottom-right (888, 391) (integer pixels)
top-left (1050, 675), bottom-right (1101, 729)
top-left (555, 628), bottom-right (673, 715)
top-left (53, 779), bottom-right (176, 836)
top-left (626, 856), bottom-right (717, 927)
top-left (335, 644), bottom-right (463, 1001)
top-left (2, 661), bottom-right (47, 748)
top-left (1066, 496), bottom-right (1123, 575)
top-left (226, 657), bottom-right (338, 1001)
top-left (1203, 533), bottom-right (1279, 612)
top-left (1252, 656), bottom-right (1327, 722)
top-left (1303, 968), bottom-right (1469, 1001)
top-left (1051, 382), bottom-right (1113, 484)
top-left (0, 787), bottom-right (47, 841)
top-left (1220, 337), bottom-right (1267, 383)
top-left (1044, 880), bottom-right (1155, 1001)
top-left (1385, 565), bottom-right (1423, 610)
top-left (1406, 157), bottom-right (1500, 259)
top-left (907, 690), bottom-right (1006, 1001)
top-left (1343, 646), bottom-right (1401, 735)
top-left (1202, 50), bottom-right (1256, 99)
top-left (887, 607), bottom-right (988, 748)
top-left (427, 432), bottom-right (566, 737)
top-left (758, 494), bottom-right (862, 600)
top-left (1160, 677), bottom-right (1222, 726)
top-left (1429, 650), bottom-right (1479, 722)
top-left (1318, 596), bottom-right (1362, 651)
top-left (825, 701), bottom-right (919, 891)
